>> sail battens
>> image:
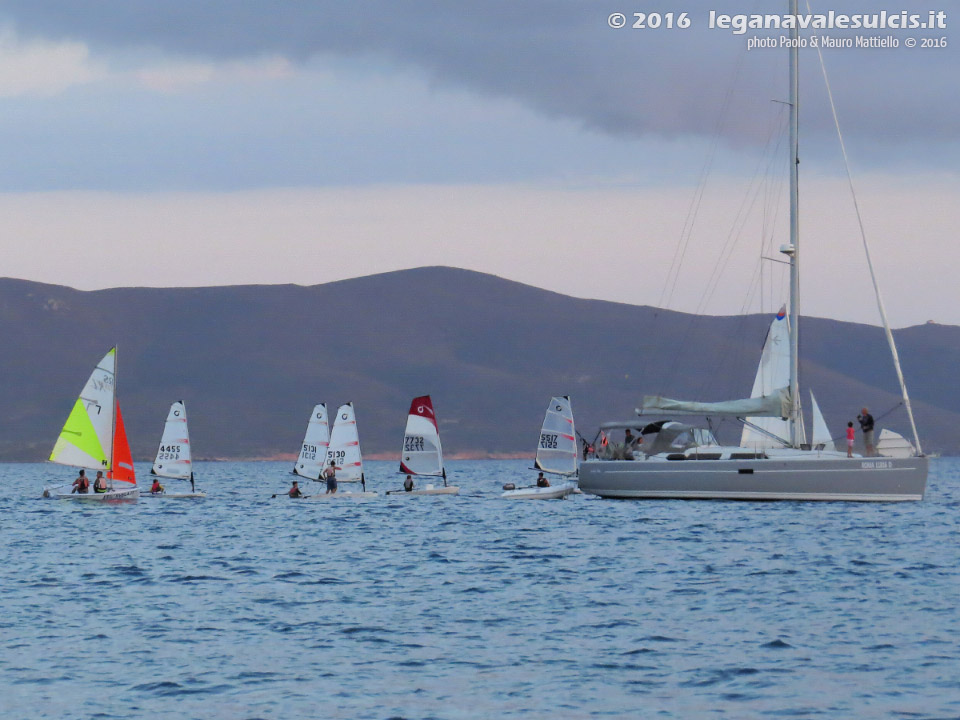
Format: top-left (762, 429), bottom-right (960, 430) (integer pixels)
top-left (400, 395), bottom-right (444, 477)
top-left (328, 403), bottom-right (364, 481)
top-left (537, 396), bottom-right (579, 477)
top-left (151, 401), bottom-right (193, 480)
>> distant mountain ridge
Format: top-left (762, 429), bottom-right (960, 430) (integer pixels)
top-left (1, 266), bottom-right (956, 462)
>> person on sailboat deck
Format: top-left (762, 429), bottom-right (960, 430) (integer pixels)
top-left (71, 469), bottom-right (89, 494)
top-left (288, 480), bottom-right (303, 498)
top-left (624, 429), bottom-right (636, 447)
top-left (324, 461), bottom-right (338, 494)
top-left (150, 478), bottom-right (165, 494)
top-left (846, 422), bottom-right (855, 458)
top-left (536, 472), bottom-right (550, 488)
top-left (858, 408), bottom-right (875, 456)
top-left (93, 471), bottom-right (108, 493)
top-left (403, 474), bottom-right (414, 492)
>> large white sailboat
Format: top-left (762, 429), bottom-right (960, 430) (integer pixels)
top-left (503, 396), bottom-right (579, 500)
top-left (43, 347), bottom-right (139, 501)
top-left (388, 395), bottom-right (459, 496)
top-left (578, 2), bottom-right (928, 502)
top-left (143, 401), bottom-right (205, 499)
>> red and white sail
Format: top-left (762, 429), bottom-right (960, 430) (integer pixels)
top-left (327, 403), bottom-right (363, 482)
top-left (535, 396), bottom-right (578, 476)
top-left (400, 395), bottom-right (444, 476)
top-left (108, 402), bottom-right (136, 485)
top-left (152, 401), bottom-right (192, 480)
top-left (294, 403), bottom-right (329, 480)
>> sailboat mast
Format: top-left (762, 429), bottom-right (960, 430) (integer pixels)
top-left (788, 0), bottom-right (801, 448)
top-left (109, 345), bottom-right (118, 489)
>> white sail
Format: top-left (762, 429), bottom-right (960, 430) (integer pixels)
top-left (327, 402), bottom-right (364, 482)
top-left (536, 396), bottom-right (579, 476)
top-left (809, 392), bottom-right (835, 451)
top-left (400, 395), bottom-right (444, 476)
top-left (294, 403), bottom-right (329, 480)
top-left (50, 348), bottom-right (117, 471)
top-left (876, 429), bottom-right (916, 459)
top-left (741, 307), bottom-right (795, 448)
top-left (151, 401), bottom-right (193, 479)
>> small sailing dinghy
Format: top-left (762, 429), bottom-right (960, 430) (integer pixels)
top-left (293, 403), bottom-right (329, 481)
top-left (142, 401), bottom-right (205, 498)
top-left (43, 347), bottom-right (139, 501)
top-left (502, 396), bottom-right (579, 500)
top-left (304, 402), bottom-right (377, 500)
top-left (387, 395), bottom-right (459, 496)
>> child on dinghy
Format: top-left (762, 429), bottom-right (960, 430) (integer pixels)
top-left (289, 480), bottom-right (303, 498)
top-left (536, 472), bottom-right (550, 488)
top-left (93, 472), bottom-right (108, 493)
top-left (403, 474), bottom-right (414, 492)
top-left (150, 479), bottom-right (165, 494)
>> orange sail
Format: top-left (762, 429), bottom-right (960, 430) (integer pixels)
top-left (108, 401), bottom-right (137, 485)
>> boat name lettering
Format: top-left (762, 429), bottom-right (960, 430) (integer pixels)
top-left (861, 460), bottom-right (892, 469)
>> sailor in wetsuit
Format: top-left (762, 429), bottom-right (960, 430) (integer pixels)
top-left (536, 472), bottom-right (551, 488)
top-left (403, 474), bottom-right (414, 492)
top-left (288, 480), bottom-right (303, 498)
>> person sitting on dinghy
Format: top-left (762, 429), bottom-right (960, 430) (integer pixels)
top-left (536, 472), bottom-right (550, 488)
top-left (403, 474), bottom-right (414, 492)
top-left (150, 478), bottom-right (165, 494)
top-left (288, 480), bottom-right (303, 498)
top-left (71, 469), bottom-right (89, 494)
top-left (324, 461), bottom-right (338, 494)
top-left (93, 471), bottom-right (108, 493)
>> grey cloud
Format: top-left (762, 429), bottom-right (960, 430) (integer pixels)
top-left (1, 1), bottom-right (956, 155)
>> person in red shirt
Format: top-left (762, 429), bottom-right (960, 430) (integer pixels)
top-left (71, 470), bottom-right (89, 494)
top-left (150, 478), bottom-right (165, 494)
top-left (846, 421), bottom-right (855, 458)
top-left (288, 480), bottom-right (303, 498)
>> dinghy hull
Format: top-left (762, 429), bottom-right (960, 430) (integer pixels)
top-left (43, 484), bottom-right (139, 501)
top-left (502, 482), bottom-right (578, 500)
top-left (387, 486), bottom-right (460, 496)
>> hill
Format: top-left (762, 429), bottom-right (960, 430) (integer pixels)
top-left (0, 267), bottom-right (956, 461)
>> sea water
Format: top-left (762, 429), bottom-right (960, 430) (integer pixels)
top-left (1, 459), bottom-right (958, 719)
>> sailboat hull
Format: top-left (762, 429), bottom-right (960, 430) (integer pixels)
top-left (578, 455), bottom-right (928, 502)
top-left (386, 486), bottom-right (460, 496)
top-left (43, 484), bottom-right (139, 501)
top-left (140, 491), bottom-right (206, 499)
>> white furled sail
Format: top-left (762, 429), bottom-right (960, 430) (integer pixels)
top-left (50, 347), bottom-right (117, 471)
top-left (327, 402), bottom-right (364, 482)
top-left (400, 395), bottom-right (444, 477)
top-left (642, 388), bottom-right (790, 418)
top-left (152, 401), bottom-right (193, 479)
top-left (294, 403), bottom-right (329, 480)
top-left (809, 392), bottom-right (835, 451)
top-left (535, 396), bottom-right (578, 476)
top-left (741, 307), bottom-right (794, 448)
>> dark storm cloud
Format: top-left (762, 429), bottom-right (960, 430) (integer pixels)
top-left (0, 1), bottom-right (956, 152)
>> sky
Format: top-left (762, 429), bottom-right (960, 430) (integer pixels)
top-left (0, 1), bottom-right (956, 326)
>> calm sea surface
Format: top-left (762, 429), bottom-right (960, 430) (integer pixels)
top-left (2, 459), bottom-right (958, 719)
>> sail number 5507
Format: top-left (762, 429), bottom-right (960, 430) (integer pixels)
top-left (633, 13), bottom-right (691, 29)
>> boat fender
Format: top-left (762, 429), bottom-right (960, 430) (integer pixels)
top-left (502, 483), bottom-right (516, 491)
